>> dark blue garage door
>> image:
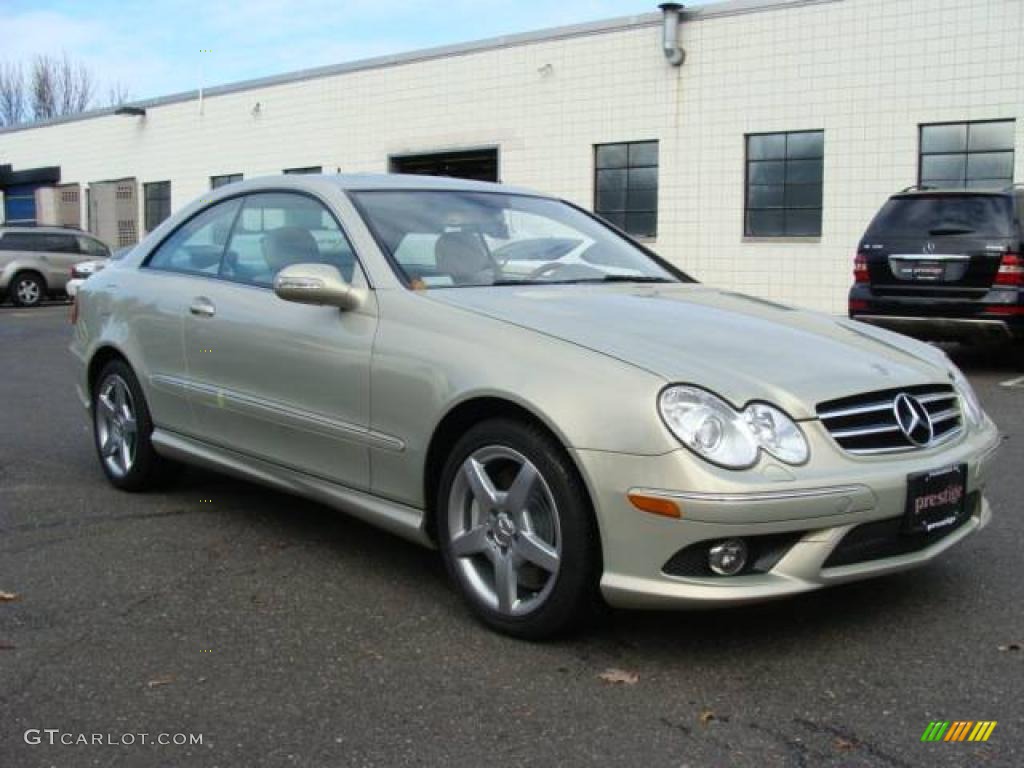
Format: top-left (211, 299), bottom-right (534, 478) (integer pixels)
top-left (3, 183), bottom-right (41, 225)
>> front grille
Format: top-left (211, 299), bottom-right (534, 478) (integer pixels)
top-left (822, 492), bottom-right (978, 569)
top-left (817, 384), bottom-right (962, 456)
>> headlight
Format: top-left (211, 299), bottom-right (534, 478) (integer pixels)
top-left (658, 386), bottom-right (809, 469)
top-left (950, 364), bottom-right (984, 428)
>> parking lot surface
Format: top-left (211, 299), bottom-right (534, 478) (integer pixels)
top-left (1, 305), bottom-right (1021, 767)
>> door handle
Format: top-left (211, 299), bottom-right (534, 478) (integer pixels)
top-left (189, 297), bottom-right (216, 318)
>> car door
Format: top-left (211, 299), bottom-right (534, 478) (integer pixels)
top-left (40, 233), bottom-right (84, 290)
top-left (182, 191), bottom-right (376, 491)
top-left (138, 197), bottom-right (245, 437)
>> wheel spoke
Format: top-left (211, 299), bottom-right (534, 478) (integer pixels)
top-left (464, 458), bottom-right (499, 510)
top-left (120, 438), bottom-right (132, 472)
top-left (516, 531), bottom-right (559, 573)
top-left (504, 462), bottom-right (538, 517)
top-left (121, 415), bottom-right (138, 437)
top-left (101, 435), bottom-right (119, 457)
top-left (113, 381), bottom-right (127, 414)
top-left (98, 393), bottom-right (117, 420)
top-left (494, 554), bottom-right (518, 613)
top-left (451, 525), bottom-right (490, 558)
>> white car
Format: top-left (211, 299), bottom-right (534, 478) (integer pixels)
top-left (66, 247), bottom-right (132, 297)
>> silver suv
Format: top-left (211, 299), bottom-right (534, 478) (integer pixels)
top-left (0, 226), bottom-right (111, 307)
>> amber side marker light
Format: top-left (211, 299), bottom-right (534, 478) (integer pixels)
top-left (627, 493), bottom-right (681, 519)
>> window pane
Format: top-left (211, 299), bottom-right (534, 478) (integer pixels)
top-left (786, 159), bottom-right (823, 184)
top-left (223, 193), bottom-right (356, 286)
top-left (748, 185), bottom-right (784, 208)
top-left (628, 166), bottom-right (658, 190)
top-left (921, 154), bottom-right (966, 183)
top-left (625, 211), bottom-right (657, 238)
top-left (628, 142), bottom-right (658, 167)
top-left (747, 210), bottom-right (785, 236)
top-left (147, 199), bottom-right (242, 275)
top-left (786, 131), bottom-right (824, 159)
top-left (595, 169), bottom-right (627, 211)
top-left (921, 124), bottom-right (967, 154)
top-left (966, 178), bottom-right (1009, 190)
top-left (749, 160), bottom-right (785, 184)
top-left (966, 152), bottom-right (1013, 182)
top-left (748, 134), bottom-right (786, 160)
top-left (627, 186), bottom-right (657, 212)
top-left (599, 211), bottom-right (626, 230)
top-left (968, 120), bottom-right (1015, 151)
top-left (785, 209), bottom-right (822, 236)
top-left (595, 144), bottom-right (628, 169)
top-left (784, 183), bottom-right (823, 208)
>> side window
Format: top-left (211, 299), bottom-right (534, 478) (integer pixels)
top-left (44, 234), bottom-right (81, 253)
top-left (0, 232), bottom-right (43, 252)
top-left (78, 237), bottom-right (110, 258)
top-left (222, 192), bottom-right (357, 288)
top-left (146, 199), bottom-right (242, 276)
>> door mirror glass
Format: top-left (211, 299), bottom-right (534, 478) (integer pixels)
top-left (274, 263), bottom-right (363, 310)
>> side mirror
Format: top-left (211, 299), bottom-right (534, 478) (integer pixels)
top-left (274, 263), bottom-right (364, 311)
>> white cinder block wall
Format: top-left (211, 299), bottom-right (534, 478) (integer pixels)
top-left (1, 0), bottom-right (1021, 313)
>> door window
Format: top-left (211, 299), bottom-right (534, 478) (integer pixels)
top-left (146, 199), bottom-right (242, 276)
top-left (77, 236), bottom-right (110, 258)
top-left (222, 193), bottom-right (357, 287)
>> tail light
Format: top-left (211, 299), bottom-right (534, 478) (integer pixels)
top-left (984, 305), bottom-right (1024, 316)
top-left (994, 252), bottom-right (1023, 286)
top-left (848, 299), bottom-right (869, 313)
top-left (853, 252), bottom-right (870, 283)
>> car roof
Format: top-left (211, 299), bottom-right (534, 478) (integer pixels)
top-left (212, 173), bottom-right (547, 198)
top-left (0, 226), bottom-right (89, 235)
top-left (892, 186), bottom-right (1018, 200)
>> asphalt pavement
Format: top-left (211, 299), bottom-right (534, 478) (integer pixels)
top-left (1, 304), bottom-right (1022, 767)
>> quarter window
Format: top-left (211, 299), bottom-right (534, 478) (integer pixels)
top-left (745, 130), bottom-right (824, 237)
top-left (594, 141), bottom-right (658, 238)
top-left (210, 174), bottom-right (243, 189)
top-left (919, 120), bottom-right (1015, 189)
top-left (77, 236), bottom-right (110, 258)
top-left (221, 193), bottom-right (357, 288)
top-left (146, 199), bottom-right (242, 276)
top-left (144, 181), bottom-right (172, 232)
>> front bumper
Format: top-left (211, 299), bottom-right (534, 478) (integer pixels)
top-left (576, 420), bottom-right (1002, 609)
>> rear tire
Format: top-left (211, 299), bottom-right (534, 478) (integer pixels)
top-left (92, 359), bottom-right (180, 491)
top-left (10, 272), bottom-right (45, 307)
top-left (437, 418), bottom-right (601, 639)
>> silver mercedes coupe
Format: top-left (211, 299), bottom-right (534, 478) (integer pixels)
top-left (71, 175), bottom-right (1002, 638)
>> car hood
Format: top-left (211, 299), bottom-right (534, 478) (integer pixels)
top-left (425, 283), bottom-right (953, 419)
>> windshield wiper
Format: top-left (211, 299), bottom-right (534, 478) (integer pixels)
top-left (590, 275), bottom-right (675, 283)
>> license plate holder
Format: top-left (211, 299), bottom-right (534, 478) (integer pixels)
top-left (903, 464), bottom-right (967, 534)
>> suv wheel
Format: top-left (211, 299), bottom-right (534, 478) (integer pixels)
top-left (437, 418), bottom-right (601, 639)
top-left (10, 272), bottom-right (45, 307)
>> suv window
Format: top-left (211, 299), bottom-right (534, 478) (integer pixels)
top-left (222, 192), bottom-right (357, 287)
top-left (0, 232), bottom-right (44, 252)
top-left (146, 199), bottom-right (242, 276)
top-left (865, 194), bottom-right (1015, 239)
top-left (78, 236), bottom-right (110, 258)
top-left (41, 234), bottom-right (80, 253)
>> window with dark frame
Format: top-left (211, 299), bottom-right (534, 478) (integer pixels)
top-left (144, 181), bottom-right (172, 232)
top-left (594, 141), bottom-right (658, 238)
top-left (919, 119), bottom-right (1015, 189)
top-left (210, 173), bottom-right (243, 189)
top-left (745, 130), bottom-right (824, 237)
top-left (283, 166), bottom-right (323, 175)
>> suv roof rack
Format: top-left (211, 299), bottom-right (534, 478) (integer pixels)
top-left (898, 185), bottom-right (936, 193)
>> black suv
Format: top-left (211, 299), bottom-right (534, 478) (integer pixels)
top-left (849, 186), bottom-right (1023, 342)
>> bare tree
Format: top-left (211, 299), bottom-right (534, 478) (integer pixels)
top-left (30, 53), bottom-right (96, 121)
top-left (108, 82), bottom-right (132, 107)
top-left (0, 62), bottom-right (26, 127)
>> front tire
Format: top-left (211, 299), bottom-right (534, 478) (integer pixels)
top-left (10, 272), bottom-right (45, 307)
top-left (92, 360), bottom-right (179, 491)
top-left (437, 418), bottom-right (601, 639)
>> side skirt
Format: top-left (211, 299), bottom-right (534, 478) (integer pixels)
top-left (151, 428), bottom-right (433, 548)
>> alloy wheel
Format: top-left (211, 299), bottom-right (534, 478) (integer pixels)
top-left (95, 374), bottom-right (139, 478)
top-left (16, 278), bottom-right (41, 306)
top-left (447, 446), bottom-right (562, 617)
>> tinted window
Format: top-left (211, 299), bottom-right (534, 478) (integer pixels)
top-left (0, 232), bottom-right (44, 251)
top-left (865, 195), bottom-right (1015, 239)
top-left (146, 199), bottom-right (242, 276)
top-left (222, 193), bottom-right (357, 287)
top-left (210, 174), bottom-right (243, 189)
top-left (919, 120), bottom-right (1015, 189)
top-left (745, 130), bottom-right (824, 236)
top-left (594, 141), bottom-right (659, 237)
top-left (77, 236), bottom-right (109, 258)
top-left (41, 234), bottom-right (80, 253)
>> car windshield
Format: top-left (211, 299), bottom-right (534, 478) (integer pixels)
top-left (866, 194), bottom-right (1015, 239)
top-left (351, 190), bottom-right (686, 288)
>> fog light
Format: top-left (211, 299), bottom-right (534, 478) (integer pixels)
top-left (708, 538), bottom-right (748, 576)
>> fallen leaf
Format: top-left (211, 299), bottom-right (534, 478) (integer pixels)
top-left (146, 674), bottom-right (176, 689)
top-left (0, 591), bottom-right (20, 603)
top-left (598, 668), bottom-right (639, 685)
top-left (699, 708), bottom-right (716, 727)
top-left (834, 737), bottom-right (856, 752)
top-left (998, 643), bottom-right (1021, 652)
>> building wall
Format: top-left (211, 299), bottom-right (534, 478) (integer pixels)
top-left (0, 0), bottom-right (1021, 313)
